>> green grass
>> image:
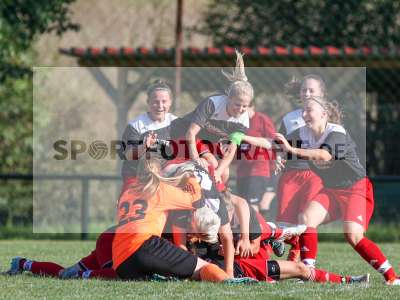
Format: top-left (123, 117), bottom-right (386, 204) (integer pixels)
top-left (0, 241), bottom-right (399, 299)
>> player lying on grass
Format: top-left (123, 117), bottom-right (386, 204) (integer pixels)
top-left (112, 156), bottom-right (257, 283)
top-left (5, 227), bottom-right (117, 279)
top-left (186, 209), bottom-right (369, 285)
top-left (6, 157), bottom-right (255, 283)
top-left (4, 225), bottom-right (368, 285)
top-left (274, 96), bottom-right (400, 285)
top-left (162, 161), bottom-right (298, 259)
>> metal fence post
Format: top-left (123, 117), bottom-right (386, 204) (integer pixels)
top-left (81, 178), bottom-right (90, 240)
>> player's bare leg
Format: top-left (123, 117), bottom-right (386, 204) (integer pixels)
top-left (277, 260), bottom-right (369, 284)
top-left (192, 258), bottom-right (256, 284)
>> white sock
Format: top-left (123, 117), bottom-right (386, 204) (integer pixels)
top-left (82, 270), bottom-right (92, 279)
top-left (23, 260), bottom-right (33, 271)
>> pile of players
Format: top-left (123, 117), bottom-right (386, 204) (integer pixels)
top-left (5, 51), bottom-right (399, 285)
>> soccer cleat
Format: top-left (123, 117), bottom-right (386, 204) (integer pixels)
top-left (268, 239), bottom-right (285, 257)
top-left (385, 276), bottom-right (400, 286)
top-left (348, 273), bottom-right (370, 284)
top-left (279, 224), bottom-right (307, 241)
top-left (59, 264), bottom-right (81, 279)
top-left (150, 274), bottom-right (180, 282)
top-left (223, 277), bottom-right (258, 284)
top-left (5, 257), bottom-right (24, 275)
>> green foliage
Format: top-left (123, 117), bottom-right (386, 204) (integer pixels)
top-left (0, 76), bottom-right (32, 174)
top-left (202, 0), bottom-right (400, 48)
top-left (0, 1), bottom-right (78, 228)
top-left (0, 0), bottom-right (79, 80)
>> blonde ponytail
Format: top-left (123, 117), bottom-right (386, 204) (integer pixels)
top-left (133, 157), bottom-right (195, 199)
top-left (222, 50), bottom-right (254, 100)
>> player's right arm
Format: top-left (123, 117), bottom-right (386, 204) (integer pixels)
top-left (185, 99), bottom-right (215, 166)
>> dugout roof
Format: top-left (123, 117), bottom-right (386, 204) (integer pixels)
top-left (59, 46), bottom-right (400, 68)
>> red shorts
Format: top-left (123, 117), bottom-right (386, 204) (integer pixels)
top-left (80, 230), bottom-right (115, 270)
top-left (313, 178), bottom-right (374, 230)
top-left (276, 169), bottom-right (323, 223)
top-left (236, 259), bottom-right (274, 282)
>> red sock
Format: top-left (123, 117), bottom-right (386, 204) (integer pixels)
top-left (287, 236), bottom-right (300, 262)
top-left (308, 268), bottom-right (346, 284)
top-left (299, 227), bottom-right (318, 266)
top-left (79, 268), bottom-right (118, 279)
top-left (354, 237), bottom-right (397, 281)
top-left (30, 262), bottom-right (64, 277)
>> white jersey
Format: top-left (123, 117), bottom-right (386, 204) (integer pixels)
top-left (128, 112), bottom-right (177, 135)
top-left (299, 123), bottom-right (347, 149)
top-left (281, 109), bottom-right (305, 136)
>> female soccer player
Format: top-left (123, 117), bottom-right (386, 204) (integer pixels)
top-left (121, 79), bottom-right (177, 186)
top-left (235, 101), bottom-right (276, 216)
top-left (112, 156), bottom-right (254, 283)
top-left (175, 50), bottom-right (253, 183)
top-left (163, 161), bottom-right (251, 276)
top-left (5, 227), bottom-right (117, 279)
top-left (274, 97), bottom-right (400, 285)
top-left (274, 75), bottom-right (326, 262)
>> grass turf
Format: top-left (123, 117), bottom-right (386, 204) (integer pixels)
top-left (0, 240), bottom-right (399, 299)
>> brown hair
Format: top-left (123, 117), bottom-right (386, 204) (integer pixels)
top-left (146, 79), bottom-right (173, 100)
top-left (309, 97), bottom-right (343, 125)
top-left (285, 74), bottom-right (327, 103)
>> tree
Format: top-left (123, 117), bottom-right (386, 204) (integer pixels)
top-left (0, 0), bottom-right (78, 227)
top-left (0, 0), bottom-right (79, 81)
top-left (201, 0), bottom-right (400, 48)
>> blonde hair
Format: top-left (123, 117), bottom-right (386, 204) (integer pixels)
top-left (192, 206), bottom-right (221, 244)
top-left (133, 157), bottom-right (194, 198)
top-left (222, 50), bottom-right (254, 100)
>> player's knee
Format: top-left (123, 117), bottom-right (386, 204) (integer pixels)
top-left (299, 212), bottom-right (312, 227)
top-left (296, 262), bottom-right (309, 278)
top-left (344, 232), bottom-right (363, 247)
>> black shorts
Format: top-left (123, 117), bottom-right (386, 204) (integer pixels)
top-left (237, 176), bottom-right (276, 204)
top-left (116, 236), bottom-right (197, 280)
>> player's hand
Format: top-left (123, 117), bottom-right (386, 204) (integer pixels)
top-left (274, 155), bottom-right (286, 174)
top-left (236, 238), bottom-right (253, 258)
top-left (273, 133), bottom-right (292, 153)
top-left (213, 169), bottom-right (222, 184)
top-left (193, 157), bottom-right (208, 169)
top-left (144, 131), bottom-right (157, 149)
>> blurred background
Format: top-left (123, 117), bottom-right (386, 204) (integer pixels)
top-left (1, 0), bottom-right (399, 239)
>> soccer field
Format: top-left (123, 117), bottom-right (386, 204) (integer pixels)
top-left (0, 241), bottom-right (399, 299)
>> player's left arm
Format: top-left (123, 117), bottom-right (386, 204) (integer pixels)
top-left (218, 223), bottom-right (234, 278)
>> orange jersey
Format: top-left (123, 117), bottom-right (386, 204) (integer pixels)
top-left (112, 177), bottom-right (201, 269)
